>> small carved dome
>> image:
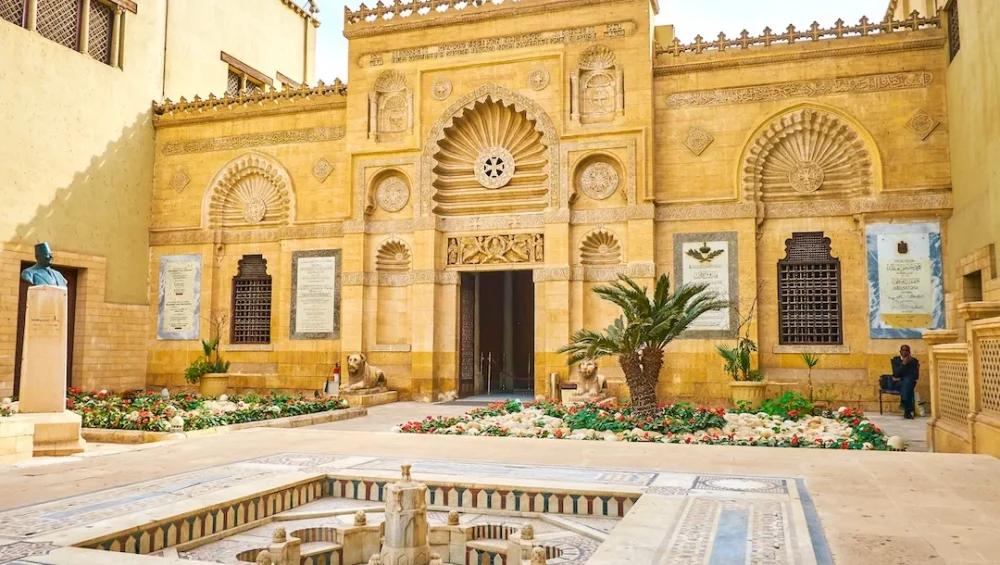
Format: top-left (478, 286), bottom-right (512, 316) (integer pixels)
top-left (580, 230), bottom-right (622, 265)
top-left (579, 44), bottom-right (617, 70)
top-left (742, 107), bottom-right (874, 202)
top-left (374, 69), bottom-right (406, 93)
top-left (207, 153), bottom-right (293, 228)
top-left (376, 240), bottom-right (411, 271)
top-left (432, 95), bottom-right (549, 216)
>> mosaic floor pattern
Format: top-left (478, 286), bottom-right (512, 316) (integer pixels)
top-left (0, 452), bottom-right (833, 564)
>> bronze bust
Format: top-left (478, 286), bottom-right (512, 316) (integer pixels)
top-left (21, 243), bottom-right (68, 287)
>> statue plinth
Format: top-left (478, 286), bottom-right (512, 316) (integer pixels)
top-left (381, 464), bottom-right (431, 565)
top-left (19, 286), bottom-right (84, 456)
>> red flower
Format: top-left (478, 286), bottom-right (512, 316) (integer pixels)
top-left (787, 410), bottom-right (799, 419)
top-left (554, 429), bottom-right (564, 438)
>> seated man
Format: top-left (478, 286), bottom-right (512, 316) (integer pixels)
top-left (891, 344), bottom-right (920, 419)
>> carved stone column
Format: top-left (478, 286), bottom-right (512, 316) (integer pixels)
top-left (78, 0), bottom-right (91, 54)
top-left (110, 7), bottom-right (122, 67)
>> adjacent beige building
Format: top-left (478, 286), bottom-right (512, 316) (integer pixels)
top-left (0, 0), bottom-right (317, 398)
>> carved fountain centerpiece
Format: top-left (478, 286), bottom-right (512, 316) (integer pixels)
top-left (381, 464), bottom-right (432, 565)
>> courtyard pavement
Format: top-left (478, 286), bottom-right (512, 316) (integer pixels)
top-left (0, 408), bottom-right (998, 564)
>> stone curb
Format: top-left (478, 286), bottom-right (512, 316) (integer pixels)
top-left (81, 406), bottom-right (368, 444)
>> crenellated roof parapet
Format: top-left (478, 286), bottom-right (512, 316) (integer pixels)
top-left (152, 80), bottom-right (347, 127)
top-left (280, 0), bottom-right (322, 27)
top-left (655, 11), bottom-right (941, 57)
top-left (343, 0), bottom-right (643, 39)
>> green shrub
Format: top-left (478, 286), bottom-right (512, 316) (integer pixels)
top-left (758, 391), bottom-right (814, 420)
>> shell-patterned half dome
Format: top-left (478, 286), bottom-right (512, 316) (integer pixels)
top-left (580, 230), bottom-right (623, 265)
top-left (375, 240), bottom-right (412, 271)
top-left (209, 154), bottom-right (293, 228)
top-left (743, 108), bottom-right (873, 202)
top-left (432, 95), bottom-right (549, 216)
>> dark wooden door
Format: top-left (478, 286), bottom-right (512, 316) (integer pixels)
top-left (512, 270), bottom-right (535, 391)
top-left (14, 263), bottom-right (78, 396)
top-left (478, 273), bottom-right (505, 393)
top-left (458, 273), bottom-right (476, 398)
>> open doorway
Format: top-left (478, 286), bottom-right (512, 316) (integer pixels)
top-left (458, 270), bottom-right (534, 398)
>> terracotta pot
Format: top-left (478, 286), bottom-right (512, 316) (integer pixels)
top-left (199, 373), bottom-right (229, 398)
top-left (730, 381), bottom-right (768, 410)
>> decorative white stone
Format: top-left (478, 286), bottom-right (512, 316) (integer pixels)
top-left (169, 416), bottom-right (185, 431)
top-left (219, 394), bottom-right (229, 402)
top-left (161, 388), bottom-right (170, 400)
top-left (887, 436), bottom-right (906, 451)
top-left (474, 147), bottom-right (515, 189)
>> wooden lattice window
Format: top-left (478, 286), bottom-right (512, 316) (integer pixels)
top-left (777, 232), bottom-right (843, 345)
top-left (87, 0), bottom-right (114, 64)
top-left (231, 255), bottom-right (272, 345)
top-left (226, 69), bottom-right (241, 96)
top-left (947, 0), bottom-right (961, 62)
top-left (0, 0), bottom-right (26, 26)
top-left (36, 0), bottom-right (82, 50)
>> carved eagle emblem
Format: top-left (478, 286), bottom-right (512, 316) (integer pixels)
top-left (686, 242), bottom-right (724, 264)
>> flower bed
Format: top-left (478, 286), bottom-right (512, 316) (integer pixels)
top-left (392, 399), bottom-right (893, 450)
top-left (67, 388), bottom-right (349, 432)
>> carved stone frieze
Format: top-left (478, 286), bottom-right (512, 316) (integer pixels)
top-left (528, 68), bottom-right (550, 91)
top-left (422, 83), bottom-right (560, 217)
top-left (570, 204), bottom-right (654, 224)
top-left (653, 193), bottom-right (951, 222)
top-left (204, 152), bottom-right (295, 229)
top-left (170, 170), bottom-right (190, 193)
top-left (533, 266), bottom-right (572, 282)
top-left (150, 223), bottom-right (345, 246)
top-left (544, 210), bottom-right (571, 224)
top-left (905, 109), bottom-right (939, 140)
top-left (340, 270), bottom-right (458, 286)
top-left (447, 234), bottom-right (544, 266)
top-left (655, 202), bottom-right (757, 221)
top-left (571, 262), bottom-right (656, 281)
top-left (371, 344), bottom-right (412, 352)
top-left (312, 158), bottom-right (333, 183)
top-left (683, 128), bottom-right (714, 156)
top-left (161, 126), bottom-right (345, 155)
top-left (665, 71), bottom-right (933, 107)
top-left (431, 78), bottom-right (453, 101)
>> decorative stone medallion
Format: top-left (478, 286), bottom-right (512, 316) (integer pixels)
top-left (312, 158), bottom-right (333, 182)
top-left (242, 196), bottom-right (268, 223)
top-left (431, 78), bottom-right (453, 101)
top-left (682, 127), bottom-right (714, 156)
top-left (579, 162), bottom-right (620, 200)
top-left (376, 176), bottom-right (410, 212)
top-left (528, 68), bottom-right (550, 91)
top-left (170, 169), bottom-right (190, 193)
top-left (905, 109), bottom-right (939, 140)
top-left (788, 162), bottom-right (825, 193)
top-left (474, 147), bottom-right (516, 189)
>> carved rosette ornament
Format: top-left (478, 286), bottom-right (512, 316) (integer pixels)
top-left (905, 109), bottom-right (939, 140)
top-left (742, 107), bottom-right (874, 202)
top-left (170, 170), bottom-right (190, 193)
top-left (474, 147), bottom-right (516, 189)
top-left (431, 78), bottom-right (453, 101)
top-left (683, 127), bottom-right (714, 156)
top-left (376, 239), bottom-right (412, 271)
top-left (376, 176), bottom-right (410, 212)
top-left (580, 229), bottom-right (623, 265)
top-left (528, 68), bottom-right (550, 91)
top-left (312, 158), bottom-right (333, 182)
top-left (578, 161), bottom-right (619, 200)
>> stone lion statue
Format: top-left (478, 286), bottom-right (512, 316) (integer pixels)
top-left (576, 359), bottom-right (607, 400)
top-left (354, 510), bottom-right (367, 526)
top-left (346, 353), bottom-right (387, 391)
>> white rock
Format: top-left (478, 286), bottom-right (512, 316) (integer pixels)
top-left (887, 436), bottom-right (905, 450)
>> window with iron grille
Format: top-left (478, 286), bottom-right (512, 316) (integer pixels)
top-left (36, 0), bottom-right (82, 50)
top-left (948, 0), bottom-right (961, 62)
top-left (777, 232), bottom-right (843, 345)
top-left (0, 0), bottom-right (25, 26)
top-left (231, 255), bottom-right (272, 345)
top-left (87, 0), bottom-right (113, 64)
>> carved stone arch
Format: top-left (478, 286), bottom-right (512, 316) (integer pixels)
top-left (375, 237), bottom-right (412, 272)
top-left (202, 151), bottom-right (295, 229)
top-left (740, 104), bottom-right (881, 203)
top-left (420, 83), bottom-right (560, 218)
top-left (366, 167), bottom-right (412, 215)
top-left (369, 69), bottom-right (413, 142)
top-left (570, 151), bottom-right (625, 204)
top-left (580, 228), bottom-right (624, 265)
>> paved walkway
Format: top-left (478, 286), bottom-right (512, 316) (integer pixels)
top-left (866, 413), bottom-right (929, 452)
top-left (310, 401), bottom-right (469, 432)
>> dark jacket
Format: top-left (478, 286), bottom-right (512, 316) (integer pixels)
top-left (891, 356), bottom-right (919, 380)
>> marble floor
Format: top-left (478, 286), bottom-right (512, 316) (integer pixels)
top-left (0, 414), bottom-right (998, 564)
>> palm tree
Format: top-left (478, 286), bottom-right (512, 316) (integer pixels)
top-left (558, 274), bottom-right (727, 419)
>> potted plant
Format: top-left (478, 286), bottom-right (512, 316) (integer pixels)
top-left (184, 313), bottom-right (231, 398)
top-left (719, 283), bottom-right (767, 409)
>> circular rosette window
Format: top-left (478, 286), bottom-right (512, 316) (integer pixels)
top-left (474, 147), bottom-right (516, 190)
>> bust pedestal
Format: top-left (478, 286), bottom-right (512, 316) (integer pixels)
top-left (19, 286), bottom-right (85, 456)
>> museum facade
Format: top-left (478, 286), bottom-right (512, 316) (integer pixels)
top-left (137, 0), bottom-right (961, 406)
